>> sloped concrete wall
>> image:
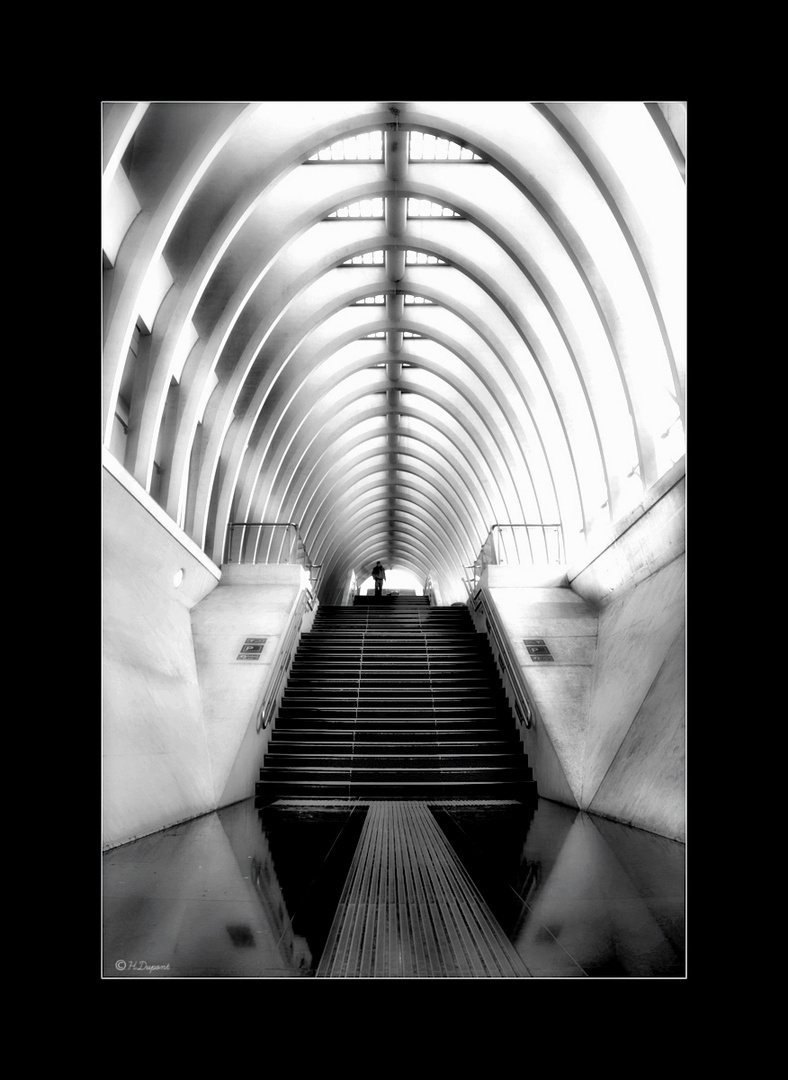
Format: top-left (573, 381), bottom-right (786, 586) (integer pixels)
top-left (481, 559), bottom-right (684, 840)
top-left (584, 556), bottom-right (685, 840)
top-left (103, 459), bottom-right (221, 849)
top-left (475, 463), bottom-right (685, 840)
top-left (476, 576), bottom-right (598, 810)
top-left (103, 458), bottom-right (311, 849)
top-left (190, 564), bottom-right (308, 811)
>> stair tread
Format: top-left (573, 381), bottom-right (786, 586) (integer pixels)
top-left (259, 599), bottom-right (533, 802)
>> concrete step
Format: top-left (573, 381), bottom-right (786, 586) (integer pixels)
top-left (267, 739), bottom-right (522, 753)
top-left (286, 677), bottom-right (494, 688)
top-left (264, 753), bottom-right (530, 770)
top-left (282, 691), bottom-right (505, 702)
top-left (279, 695), bottom-right (508, 707)
top-left (270, 727), bottom-right (515, 742)
top-left (258, 765), bottom-right (532, 783)
top-left (277, 708), bottom-right (513, 721)
top-left (254, 778), bottom-right (538, 803)
top-left (257, 599), bottom-right (533, 803)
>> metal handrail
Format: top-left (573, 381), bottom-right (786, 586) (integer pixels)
top-left (471, 586), bottom-right (539, 732)
top-left (465, 522), bottom-right (564, 595)
top-left (225, 521), bottom-right (322, 591)
top-left (256, 585), bottom-right (316, 733)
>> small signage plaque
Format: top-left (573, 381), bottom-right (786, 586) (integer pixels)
top-left (236, 636), bottom-right (268, 661)
top-left (525, 638), bottom-right (554, 662)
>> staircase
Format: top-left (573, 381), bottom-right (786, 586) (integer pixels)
top-left (255, 594), bottom-right (537, 803)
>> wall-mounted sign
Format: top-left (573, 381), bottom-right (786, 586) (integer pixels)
top-left (236, 636), bottom-right (268, 661)
top-left (524, 638), bottom-right (554, 662)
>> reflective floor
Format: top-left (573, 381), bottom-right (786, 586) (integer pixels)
top-left (102, 797), bottom-right (685, 979)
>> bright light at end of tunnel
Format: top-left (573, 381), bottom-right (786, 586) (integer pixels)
top-left (359, 567), bottom-right (424, 595)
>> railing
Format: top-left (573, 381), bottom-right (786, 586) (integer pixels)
top-left (464, 523), bottom-right (564, 595)
top-left (256, 584), bottom-right (316, 732)
top-left (471, 586), bottom-right (539, 733)
top-left (225, 522), bottom-right (322, 592)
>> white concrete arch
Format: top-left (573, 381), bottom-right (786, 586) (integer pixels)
top-left (289, 425), bottom-right (498, 555)
top-left (318, 512), bottom-right (462, 605)
top-left (103, 101), bottom-right (685, 603)
top-left (199, 301), bottom-right (535, 561)
top-left (327, 524), bottom-right (465, 606)
top-left (228, 391), bottom-right (510, 557)
top-left (155, 190), bottom-right (567, 527)
top-left (159, 196), bottom-right (587, 548)
top-left (310, 495), bottom-right (468, 584)
top-left (102, 102), bottom-right (256, 445)
top-left (229, 329), bottom-right (546, 533)
top-left (398, 106), bottom-right (683, 482)
top-left (296, 455), bottom-right (482, 569)
top-left (181, 218), bottom-right (600, 557)
top-left (397, 201), bottom-right (639, 524)
top-left (216, 389), bottom-right (516, 573)
top-left (218, 372), bottom-right (534, 567)
top-left (128, 170), bottom-right (392, 494)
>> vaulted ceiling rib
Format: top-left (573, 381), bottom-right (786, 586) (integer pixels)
top-left (103, 101), bottom-right (686, 605)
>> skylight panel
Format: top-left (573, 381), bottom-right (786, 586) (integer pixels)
top-left (403, 294), bottom-right (435, 305)
top-left (353, 295), bottom-right (387, 305)
top-left (406, 250), bottom-right (447, 265)
top-left (409, 131), bottom-right (483, 161)
top-left (407, 198), bottom-right (461, 218)
top-left (366, 333), bottom-right (423, 341)
top-left (309, 131), bottom-right (384, 161)
top-left (328, 198), bottom-right (385, 219)
top-left (342, 251), bottom-right (385, 266)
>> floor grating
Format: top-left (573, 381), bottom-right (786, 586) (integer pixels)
top-left (316, 801), bottom-right (531, 978)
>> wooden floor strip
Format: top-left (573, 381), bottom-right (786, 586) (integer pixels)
top-left (316, 802), bottom-right (531, 978)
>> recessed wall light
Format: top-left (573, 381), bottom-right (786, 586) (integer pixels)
top-left (173, 568), bottom-right (184, 588)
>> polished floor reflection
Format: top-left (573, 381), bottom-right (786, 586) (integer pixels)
top-left (103, 797), bottom-right (685, 978)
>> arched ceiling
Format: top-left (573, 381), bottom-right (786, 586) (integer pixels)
top-left (102, 101), bottom-right (686, 606)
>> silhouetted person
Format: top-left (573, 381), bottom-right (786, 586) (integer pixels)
top-left (372, 561), bottom-right (386, 597)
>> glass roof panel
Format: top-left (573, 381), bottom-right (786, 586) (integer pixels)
top-left (309, 131), bottom-right (384, 161)
top-left (407, 198), bottom-right (461, 218)
top-left (409, 131), bottom-right (482, 161)
top-left (342, 251), bottom-right (385, 265)
top-left (328, 198), bottom-right (384, 219)
top-left (406, 251), bottom-right (447, 265)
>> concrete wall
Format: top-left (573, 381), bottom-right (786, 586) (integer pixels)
top-left (102, 455), bottom-right (312, 849)
top-left (583, 555), bottom-right (684, 840)
top-left (476, 573), bottom-right (598, 812)
top-left (474, 461), bottom-right (685, 841)
top-left (190, 563), bottom-right (310, 814)
top-left (102, 455), bottom-right (221, 849)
